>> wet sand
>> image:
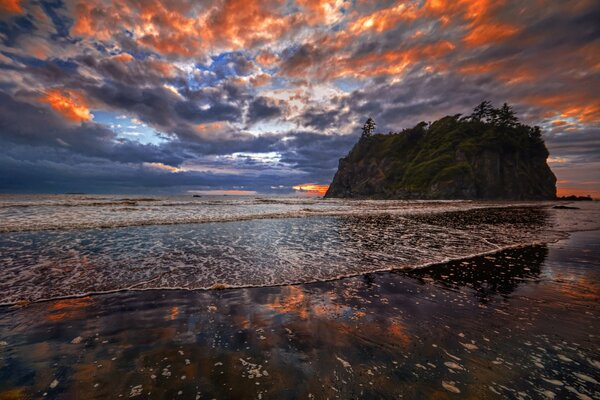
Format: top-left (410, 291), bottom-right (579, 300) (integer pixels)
top-left (0, 230), bottom-right (599, 399)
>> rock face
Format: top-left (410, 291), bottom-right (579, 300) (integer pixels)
top-left (325, 116), bottom-right (556, 200)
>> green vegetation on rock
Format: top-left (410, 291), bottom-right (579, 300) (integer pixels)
top-left (325, 102), bottom-right (556, 200)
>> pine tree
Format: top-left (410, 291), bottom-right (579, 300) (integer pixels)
top-left (497, 103), bottom-right (518, 127)
top-left (528, 125), bottom-right (543, 143)
top-left (470, 101), bottom-right (493, 122)
top-left (361, 117), bottom-right (376, 138)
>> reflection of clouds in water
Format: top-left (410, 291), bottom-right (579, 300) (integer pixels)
top-left (169, 306), bottom-right (179, 321)
top-left (46, 296), bottom-right (94, 321)
top-left (263, 286), bottom-right (309, 319)
top-left (556, 275), bottom-right (600, 301)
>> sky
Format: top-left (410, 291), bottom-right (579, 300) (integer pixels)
top-left (0, 0), bottom-right (598, 196)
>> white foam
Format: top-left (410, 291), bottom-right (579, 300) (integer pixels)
top-left (0, 197), bottom-right (598, 305)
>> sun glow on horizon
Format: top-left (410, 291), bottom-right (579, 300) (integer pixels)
top-left (292, 184), bottom-right (329, 196)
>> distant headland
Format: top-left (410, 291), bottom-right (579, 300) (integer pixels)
top-left (325, 102), bottom-right (557, 200)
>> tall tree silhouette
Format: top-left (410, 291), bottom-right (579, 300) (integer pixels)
top-left (362, 117), bottom-right (376, 138)
top-left (497, 103), bottom-right (518, 127)
top-left (471, 101), bottom-right (493, 122)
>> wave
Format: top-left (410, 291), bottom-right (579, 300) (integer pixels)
top-left (1, 202), bottom-right (598, 306)
top-left (0, 202), bottom-right (541, 233)
top-left (0, 232), bottom-right (569, 307)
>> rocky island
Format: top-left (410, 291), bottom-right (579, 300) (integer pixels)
top-left (325, 102), bottom-right (557, 200)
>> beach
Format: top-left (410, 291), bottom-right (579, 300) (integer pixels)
top-left (0, 197), bottom-right (599, 398)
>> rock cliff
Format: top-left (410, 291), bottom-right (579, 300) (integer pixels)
top-left (325, 109), bottom-right (556, 200)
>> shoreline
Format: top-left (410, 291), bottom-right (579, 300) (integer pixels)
top-left (1, 230), bottom-right (598, 399)
top-left (2, 225), bottom-right (586, 309)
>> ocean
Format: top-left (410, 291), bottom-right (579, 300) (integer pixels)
top-left (1, 195), bottom-right (599, 305)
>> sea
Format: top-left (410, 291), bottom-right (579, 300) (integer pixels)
top-left (1, 194), bottom-right (599, 305)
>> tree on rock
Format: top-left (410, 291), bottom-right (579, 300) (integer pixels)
top-left (470, 101), bottom-right (493, 122)
top-left (497, 103), bottom-right (518, 128)
top-left (362, 117), bottom-right (376, 138)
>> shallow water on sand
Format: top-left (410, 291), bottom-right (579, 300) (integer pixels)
top-left (3, 199), bottom-right (600, 304)
top-left (0, 230), bottom-right (598, 399)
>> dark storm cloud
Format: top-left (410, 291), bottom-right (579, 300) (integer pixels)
top-left (246, 96), bottom-right (283, 124)
top-left (0, 91), bottom-right (185, 165)
top-left (86, 82), bottom-right (179, 127)
top-left (275, 131), bottom-right (359, 180)
top-left (279, 43), bottom-right (327, 77)
top-left (175, 100), bottom-right (241, 124)
top-left (75, 55), bottom-right (172, 87)
top-left (342, 71), bottom-right (498, 132)
top-left (298, 108), bottom-right (339, 130)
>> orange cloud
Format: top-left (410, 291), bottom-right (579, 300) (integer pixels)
top-left (0, 0), bottom-right (23, 13)
top-left (280, 31), bottom-right (455, 80)
top-left (206, 0), bottom-right (295, 49)
top-left (71, 0), bottom-right (298, 57)
top-left (349, 2), bottom-right (419, 34)
top-left (424, 0), bottom-right (520, 47)
top-left (559, 104), bottom-right (600, 123)
top-left (325, 40), bottom-right (455, 79)
top-left (255, 51), bottom-right (279, 67)
top-left (524, 94), bottom-right (600, 124)
top-left (296, 0), bottom-right (344, 24)
top-left (39, 89), bottom-right (92, 123)
top-left (145, 58), bottom-right (175, 77)
top-left (355, 0), bottom-right (511, 36)
top-left (71, 1), bottom-right (116, 40)
top-left (462, 21), bottom-right (520, 47)
top-left (250, 73), bottom-right (271, 87)
top-left (111, 53), bottom-right (134, 63)
top-left (579, 41), bottom-right (600, 72)
top-left (277, 0), bottom-right (520, 81)
top-left (292, 183), bottom-right (329, 196)
top-left (459, 60), bottom-right (536, 83)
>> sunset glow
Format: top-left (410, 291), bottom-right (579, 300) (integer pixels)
top-left (0, 0), bottom-right (597, 195)
top-left (292, 184), bottom-right (329, 196)
top-left (0, 0), bottom-right (22, 14)
top-left (39, 89), bottom-right (92, 123)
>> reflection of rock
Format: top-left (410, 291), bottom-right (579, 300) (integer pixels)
top-left (409, 245), bottom-right (548, 298)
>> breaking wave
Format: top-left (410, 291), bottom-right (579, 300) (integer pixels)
top-left (0, 195), bottom-right (598, 305)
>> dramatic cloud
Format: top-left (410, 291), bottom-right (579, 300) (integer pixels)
top-left (0, 0), bottom-right (598, 195)
top-left (38, 89), bottom-right (92, 122)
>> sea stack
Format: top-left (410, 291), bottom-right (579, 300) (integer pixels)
top-left (325, 103), bottom-right (557, 200)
